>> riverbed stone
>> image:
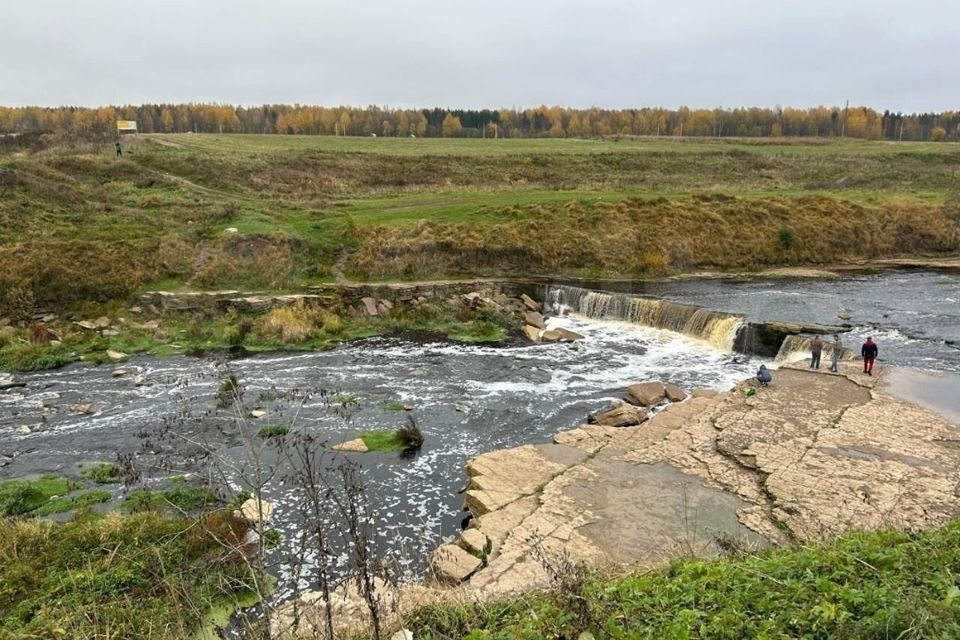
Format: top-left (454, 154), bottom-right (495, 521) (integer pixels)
top-left (542, 327), bottom-right (584, 342)
top-left (0, 377), bottom-right (26, 390)
top-left (625, 381), bottom-right (666, 406)
top-left (588, 401), bottom-right (648, 427)
top-left (458, 528), bottom-right (489, 555)
top-left (235, 498), bottom-right (273, 523)
top-left (430, 543), bottom-right (482, 584)
top-left (361, 297), bottom-right (379, 316)
top-left (333, 438), bottom-right (369, 453)
top-left (520, 294), bottom-right (540, 312)
top-left (522, 324), bottom-right (541, 342)
top-left (523, 310), bottom-right (546, 329)
top-left (664, 384), bottom-right (688, 402)
top-left (106, 350), bottom-right (126, 361)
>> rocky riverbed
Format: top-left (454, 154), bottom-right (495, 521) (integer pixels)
top-left (274, 360), bottom-right (960, 637)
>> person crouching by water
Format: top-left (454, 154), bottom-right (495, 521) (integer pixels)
top-left (861, 337), bottom-right (879, 376)
top-left (756, 364), bottom-right (772, 387)
top-left (810, 335), bottom-right (823, 370)
top-left (829, 334), bottom-right (843, 373)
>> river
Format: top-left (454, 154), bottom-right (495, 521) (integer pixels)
top-left (1, 270), bottom-right (958, 593)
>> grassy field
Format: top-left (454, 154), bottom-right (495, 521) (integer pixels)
top-left (1, 134), bottom-right (958, 309)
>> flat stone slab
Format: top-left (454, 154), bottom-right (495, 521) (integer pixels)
top-left (429, 543), bottom-right (482, 584)
top-left (458, 528), bottom-right (489, 555)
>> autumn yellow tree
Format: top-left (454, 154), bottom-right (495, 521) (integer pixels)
top-left (441, 113), bottom-right (462, 137)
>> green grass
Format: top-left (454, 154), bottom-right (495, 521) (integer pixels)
top-left (407, 519), bottom-right (960, 640)
top-left (80, 462), bottom-right (121, 484)
top-left (256, 424), bottom-right (289, 438)
top-left (30, 490), bottom-right (112, 516)
top-left (0, 511), bottom-right (259, 639)
top-left (448, 319), bottom-right (508, 343)
top-left (122, 487), bottom-right (217, 512)
top-left (357, 431), bottom-right (408, 452)
top-left (0, 343), bottom-right (74, 372)
top-left (379, 401), bottom-right (409, 412)
top-left (0, 475), bottom-right (83, 516)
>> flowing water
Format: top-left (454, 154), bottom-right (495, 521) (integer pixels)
top-left (2, 270), bottom-right (959, 595)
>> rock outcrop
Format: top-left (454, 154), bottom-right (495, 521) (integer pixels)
top-left (274, 362), bottom-right (960, 637)
top-left (664, 384), bottom-right (687, 402)
top-left (625, 381), bottom-right (666, 406)
top-left (588, 401), bottom-right (648, 427)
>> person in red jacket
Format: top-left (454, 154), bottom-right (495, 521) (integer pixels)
top-left (861, 337), bottom-right (878, 375)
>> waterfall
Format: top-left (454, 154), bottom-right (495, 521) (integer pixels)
top-left (775, 335), bottom-right (851, 363)
top-left (546, 284), bottom-right (745, 351)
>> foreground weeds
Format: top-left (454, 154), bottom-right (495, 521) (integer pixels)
top-left (0, 511), bottom-right (256, 639)
top-left (407, 520), bottom-right (960, 639)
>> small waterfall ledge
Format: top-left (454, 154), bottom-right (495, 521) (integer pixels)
top-left (544, 284), bottom-right (745, 352)
top-left (542, 284), bottom-right (849, 357)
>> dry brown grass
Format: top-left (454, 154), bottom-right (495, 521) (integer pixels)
top-left (257, 303), bottom-right (344, 344)
top-left (351, 195), bottom-right (960, 278)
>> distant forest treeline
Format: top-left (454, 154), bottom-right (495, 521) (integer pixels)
top-left (1, 104), bottom-right (958, 141)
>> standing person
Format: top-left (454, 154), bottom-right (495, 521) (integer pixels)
top-left (810, 335), bottom-right (823, 370)
top-left (861, 337), bottom-right (878, 375)
top-left (829, 334), bottom-right (843, 373)
top-left (115, 141), bottom-right (122, 157)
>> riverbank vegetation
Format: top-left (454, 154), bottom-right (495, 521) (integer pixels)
top-left (405, 518), bottom-right (960, 639)
top-left (0, 296), bottom-right (517, 372)
top-left (0, 511), bottom-right (259, 639)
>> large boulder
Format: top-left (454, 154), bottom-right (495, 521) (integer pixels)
top-left (333, 438), bottom-right (369, 453)
top-left (361, 297), bottom-right (379, 316)
top-left (588, 401), bottom-right (648, 427)
top-left (429, 543), bottom-right (482, 584)
top-left (664, 384), bottom-right (688, 402)
top-left (235, 498), bottom-right (273, 523)
top-left (520, 294), bottom-right (540, 312)
top-left (542, 327), bottom-right (584, 342)
top-left (523, 324), bottom-right (541, 343)
top-left (523, 310), bottom-right (546, 329)
top-left (625, 381), bottom-right (666, 407)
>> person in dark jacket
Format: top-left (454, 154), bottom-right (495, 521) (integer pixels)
top-left (115, 141), bottom-right (122, 157)
top-left (861, 337), bottom-right (878, 375)
top-left (810, 336), bottom-right (823, 370)
top-left (756, 364), bottom-right (772, 387)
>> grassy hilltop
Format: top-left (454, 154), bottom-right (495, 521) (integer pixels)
top-left (1, 134), bottom-right (959, 309)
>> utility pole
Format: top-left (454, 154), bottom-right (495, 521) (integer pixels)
top-left (841, 100), bottom-right (849, 138)
top-left (898, 119), bottom-right (904, 142)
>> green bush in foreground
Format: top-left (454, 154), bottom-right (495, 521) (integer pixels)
top-left (257, 423), bottom-right (289, 438)
top-left (408, 520), bottom-right (960, 640)
top-left (0, 475), bottom-right (82, 516)
top-left (122, 486), bottom-right (217, 512)
top-left (0, 511), bottom-right (257, 639)
top-left (80, 462), bottom-right (121, 484)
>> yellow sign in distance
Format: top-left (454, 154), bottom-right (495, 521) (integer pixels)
top-left (116, 120), bottom-right (138, 131)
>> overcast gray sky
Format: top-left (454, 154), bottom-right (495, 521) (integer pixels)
top-left (1, 0), bottom-right (957, 112)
